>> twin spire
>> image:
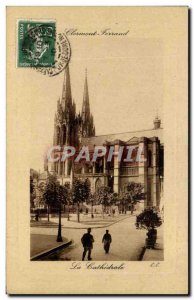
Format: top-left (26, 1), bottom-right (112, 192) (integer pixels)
top-left (81, 68), bottom-right (95, 137)
top-left (61, 64), bottom-right (72, 114)
top-left (61, 65), bottom-right (91, 120)
top-left (55, 65), bottom-right (95, 140)
top-left (82, 69), bottom-right (90, 122)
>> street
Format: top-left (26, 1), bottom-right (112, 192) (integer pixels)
top-left (31, 215), bottom-right (147, 261)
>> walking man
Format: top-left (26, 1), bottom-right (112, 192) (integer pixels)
top-left (102, 230), bottom-right (112, 254)
top-left (81, 228), bottom-right (94, 261)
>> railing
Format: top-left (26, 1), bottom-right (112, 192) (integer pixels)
top-left (120, 167), bottom-right (138, 176)
top-left (74, 167), bottom-right (139, 176)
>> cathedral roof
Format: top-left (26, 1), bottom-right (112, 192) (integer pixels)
top-left (81, 127), bottom-right (163, 146)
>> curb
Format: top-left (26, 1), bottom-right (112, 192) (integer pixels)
top-left (141, 243), bottom-right (164, 261)
top-left (138, 246), bottom-right (146, 261)
top-left (62, 215), bottom-right (132, 229)
top-left (30, 239), bottom-right (72, 261)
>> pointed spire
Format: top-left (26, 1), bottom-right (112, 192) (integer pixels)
top-left (82, 68), bottom-right (90, 123)
top-left (61, 65), bottom-right (72, 113)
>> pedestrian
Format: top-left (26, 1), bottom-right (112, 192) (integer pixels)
top-left (102, 230), bottom-right (112, 254)
top-left (81, 228), bottom-right (94, 261)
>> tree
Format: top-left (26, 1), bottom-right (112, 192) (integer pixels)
top-left (110, 192), bottom-right (119, 216)
top-left (30, 169), bottom-right (39, 210)
top-left (43, 174), bottom-right (69, 242)
top-left (93, 186), bottom-right (112, 217)
top-left (72, 178), bottom-right (91, 222)
top-left (121, 182), bottom-right (145, 214)
top-left (136, 207), bottom-right (162, 230)
top-left (126, 182), bottom-right (145, 202)
top-left (30, 175), bottom-right (36, 209)
top-left (55, 184), bottom-right (69, 242)
top-left (43, 174), bottom-right (58, 222)
top-left (36, 182), bottom-right (46, 211)
top-left (89, 192), bottom-right (95, 218)
top-left (136, 207), bottom-right (162, 249)
top-left (63, 182), bottom-right (72, 221)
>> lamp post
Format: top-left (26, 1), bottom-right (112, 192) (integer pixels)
top-left (56, 184), bottom-right (63, 242)
top-left (57, 203), bottom-right (63, 242)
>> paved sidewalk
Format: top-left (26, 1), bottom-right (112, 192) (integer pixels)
top-left (31, 213), bottom-right (132, 229)
top-left (32, 216), bottom-right (147, 261)
top-left (30, 234), bottom-right (71, 258)
top-left (142, 226), bottom-right (164, 261)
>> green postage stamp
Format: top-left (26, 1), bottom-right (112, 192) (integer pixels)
top-left (17, 20), bottom-right (56, 67)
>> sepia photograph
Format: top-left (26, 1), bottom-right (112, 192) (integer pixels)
top-left (29, 21), bottom-right (164, 262)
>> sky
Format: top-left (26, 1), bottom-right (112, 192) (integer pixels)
top-left (28, 35), bottom-right (163, 171)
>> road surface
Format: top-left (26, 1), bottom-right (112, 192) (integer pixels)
top-left (31, 215), bottom-right (147, 261)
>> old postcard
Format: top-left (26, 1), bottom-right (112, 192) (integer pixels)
top-left (6, 6), bottom-right (188, 294)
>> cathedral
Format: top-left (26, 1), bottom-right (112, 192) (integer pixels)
top-left (43, 65), bottom-right (164, 209)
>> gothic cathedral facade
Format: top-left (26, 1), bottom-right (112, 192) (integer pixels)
top-left (46, 66), bottom-right (164, 209)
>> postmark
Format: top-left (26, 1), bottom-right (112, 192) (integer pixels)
top-left (35, 32), bottom-right (71, 77)
top-left (17, 20), bottom-right (56, 67)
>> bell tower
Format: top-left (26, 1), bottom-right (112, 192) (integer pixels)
top-left (50, 66), bottom-right (96, 179)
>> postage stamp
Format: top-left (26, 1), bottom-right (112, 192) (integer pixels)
top-left (35, 32), bottom-right (71, 77)
top-left (17, 20), bottom-right (56, 67)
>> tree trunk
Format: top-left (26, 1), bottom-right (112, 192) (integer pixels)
top-left (110, 205), bottom-right (112, 216)
top-left (67, 202), bottom-right (70, 221)
top-left (47, 205), bottom-right (50, 222)
top-left (91, 201), bottom-right (94, 218)
top-left (77, 202), bottom-right (80, 223)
